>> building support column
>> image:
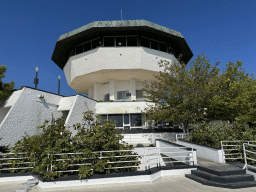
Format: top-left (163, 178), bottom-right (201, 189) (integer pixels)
top-left (130, 79), bottom-right (136, 101)
top-left (109, 79), bottom-right (115, 101)
top-left (94, 83), bottom-right (101, 101)
top-left (88, 87), bottom-right (94, 99)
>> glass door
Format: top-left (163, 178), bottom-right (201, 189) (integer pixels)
top-left (123, 114), bottom-right (130, 130)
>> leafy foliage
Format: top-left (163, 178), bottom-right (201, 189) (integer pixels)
top-left (187, 121), bottom-right (256, 165)
top-left (0, 65), bottom-right (15, 101)
top-left (1, 111), bottom-right (141, 180)
top-left (142, 53), bottom-right (221, 133)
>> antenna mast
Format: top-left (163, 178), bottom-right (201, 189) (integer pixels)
top-left (121, 7), bottom-right (123, 20)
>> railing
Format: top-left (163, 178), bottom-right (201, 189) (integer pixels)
top-left (243, 143), bottom-right (256, 170)
top-left (46, 150), bottom-right (141, 173)
top-left (144, 147), bottom-right (159, 170)
top-left (159, 146), bottom-right (194, 166)
top-left (0, 152), bottom-right (35, 172)
top-left (175, 133), bottom-right (189, 142)
top-left (221, 140), bottom-right (256, 163)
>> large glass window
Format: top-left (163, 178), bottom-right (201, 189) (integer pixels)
top-left (141, 37), bottom-right (150, 48)
top-left (151, 40), bottom-right (158, 50)
top-left (92, 39), bottom-right (100, 49)
top-left (117, 90), bottom-right (129, 100)
top-left (84, 42), bottom-right (91, 52)
top-left (124, 114), bottom-right (129, 124)
top-left (159, 42), bottom-right (167, 52)
top-left (127, 36), bottom-right (138, 46)
top-left (103, 94), bottom-right (109, 102)
top-left (104, 37), bottom-right (115, 47)
top-left (130, 114), bottom-right (142, 127)
top-left (76, 44), bottom-right (83, 54)
top-left (136, 90), bottom-right (143, 98)
top-left (116, 37), bottom-right (126, 46)
top-left (108, 114), bottom-right (123, 127)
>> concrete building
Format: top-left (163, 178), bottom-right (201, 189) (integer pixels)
top-left (0, 20), bottom-right (193, 147)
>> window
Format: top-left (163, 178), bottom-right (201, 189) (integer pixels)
top-left (130, 114), bottom-right (142, 127)
top-left (104, 37), bottom-right (115, 47)
top-left (108, 114), bottom-right (123, 127)
top-left (92, 39), bottom-right (100, 49)
top-left (151, 40), bottom-right (158, 50)
top-left (84, 42), bottom-right (91, 52)
top-left (76, 44), bottom-right (83, 54)
top-left (124, 114), bottom-right (129, 124)
top-left (103, 94), bottom-right (110, 102)
top-left (141, 37), bottom-right (150, 48)
top-left (116, 37), bottom-right (126, 46)
top-left (127, 36), bottom-right (138, 46)
top-left (159, 42), bottom-right (167, 52)
top-left (117, 90), bottom-right (129, 100)
top-left (136, 90), bottom-right (143, 98)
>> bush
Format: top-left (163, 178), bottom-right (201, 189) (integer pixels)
top-left (2, 111), bottom-right (141, 180)
top-left (149, 144), bottom-right (154, 147)
top-left (136, 143), bottom-right (144, 147)
top-left (187, 121), bottom-right (256, 165)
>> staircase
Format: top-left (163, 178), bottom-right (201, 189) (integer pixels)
top-left (185, 165), bottom-right (256, 189)
top-left (16, 178), bottom-right (39, 192)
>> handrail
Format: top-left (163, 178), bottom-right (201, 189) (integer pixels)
top-left (242, 143), bottom-right (256, 170)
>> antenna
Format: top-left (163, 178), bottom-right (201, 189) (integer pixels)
top-left (121, 7), bottom-right (123, 20)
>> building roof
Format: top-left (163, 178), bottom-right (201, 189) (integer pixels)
top-left (51, 20), bottom-right (193, 69)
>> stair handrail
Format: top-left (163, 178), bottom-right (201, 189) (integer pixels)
top-left (242, 143), bottom-right (256, 170)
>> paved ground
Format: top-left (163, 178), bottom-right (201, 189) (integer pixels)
top-left (2, 175), bottom-right (256, 192)
top-left (2, 158), bottom-right (256, 192)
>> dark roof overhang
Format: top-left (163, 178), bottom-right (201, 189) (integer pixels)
top-left (51, 20), bottom-right (193, 70)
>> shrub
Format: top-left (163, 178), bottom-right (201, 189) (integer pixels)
top-left (136, 143), bottom-right (144, 147)
top-left (149, 144), bottom-right (154, 147)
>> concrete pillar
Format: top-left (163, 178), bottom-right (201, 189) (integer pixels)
top-left (88, 87), bottom-right (94, 99)
top-left (94, 83), bottom-right (101, 101)
top-left (130, 79), bottom-right (136, 101)
top-left (109, 79), bottom-right (115, 101)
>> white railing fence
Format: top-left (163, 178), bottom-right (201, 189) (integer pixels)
top-left (0, 152), bottom-right (35, 172)
top-left (243, 143), bottom-right (256, 170)
top-left (175, 133), bottom-right (190, 142)
top-left (221, 140), bottom-right (256, 164)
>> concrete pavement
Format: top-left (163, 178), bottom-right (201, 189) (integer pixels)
top-left (2, 175), bottom-right (256, 192)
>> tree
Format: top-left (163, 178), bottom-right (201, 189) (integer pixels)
top-left (142, 53), bottom-right (221, 133)
top-left (206, 61), bottom-right (256, 124)
top-left (0, 65), bottom-right (15, 101)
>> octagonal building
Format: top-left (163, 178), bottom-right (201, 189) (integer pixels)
top-left (52, 20), bottom-right (192, 101)
top-left (51, 20), bottom-right (193, 132)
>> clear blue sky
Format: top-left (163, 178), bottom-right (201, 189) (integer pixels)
top-left (1, 0), bottom-right (255, 97)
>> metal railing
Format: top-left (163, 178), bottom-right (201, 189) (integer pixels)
top-left (159, 146), bottom-right (194, 166)
top-left (175, 133), bottom-right (189, 142)
top-left (46, 150), bottom-right (141, 173)
top-left (221, 140), bottom-right (256, 163)
top-left (243, 143), bottom-right (256, 170)
top-left (0, 152), bottom-right (35, 171)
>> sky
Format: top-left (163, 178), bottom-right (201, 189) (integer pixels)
top-left (1, 0), bottom-right (255, 97)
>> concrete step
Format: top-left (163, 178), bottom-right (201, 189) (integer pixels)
top-left (191, 169), bottom-right (254, 183)
top-left (16, 187), bottom-right (29, 192)
top-left (185, 174), bottom-right (256, 189)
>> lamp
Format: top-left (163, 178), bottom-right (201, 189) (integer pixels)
top-left (58, 75), bottom-right (61, 95)
top-left (34, 67), bottom-right (39, 89)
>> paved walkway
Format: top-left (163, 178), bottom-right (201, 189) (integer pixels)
top-left (3, 158), bottom-right (256, 192)
top-left (2, 175), bottom-right (256, 192)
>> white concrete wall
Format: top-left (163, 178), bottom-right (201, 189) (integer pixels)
top-left (0, 88), bottom-right (63, 147)
top-left (64, 47), bottom-right (177, 94)
top-left (64, 95), bottom-right (97, 136)
top-left (177, 139), bottom-right (225, 163)
top-left (0, 88), bottom-right (97, 148)
top-left (95, 101), bottom-right (154, 114)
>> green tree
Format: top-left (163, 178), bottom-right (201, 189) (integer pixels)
top-left (0, 65), bottom-right (15, 101)
top-left (142, 53), bottom-right (221, 133)
top-left (206, 61), bottom-right (256, 124)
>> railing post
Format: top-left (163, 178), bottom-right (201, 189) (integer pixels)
top-left (221, 141), bottom-right (226, 164)
top-left (47, 154), bottom-right (49, 172)
top-left (242, 143), bottom-right (248, 170)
